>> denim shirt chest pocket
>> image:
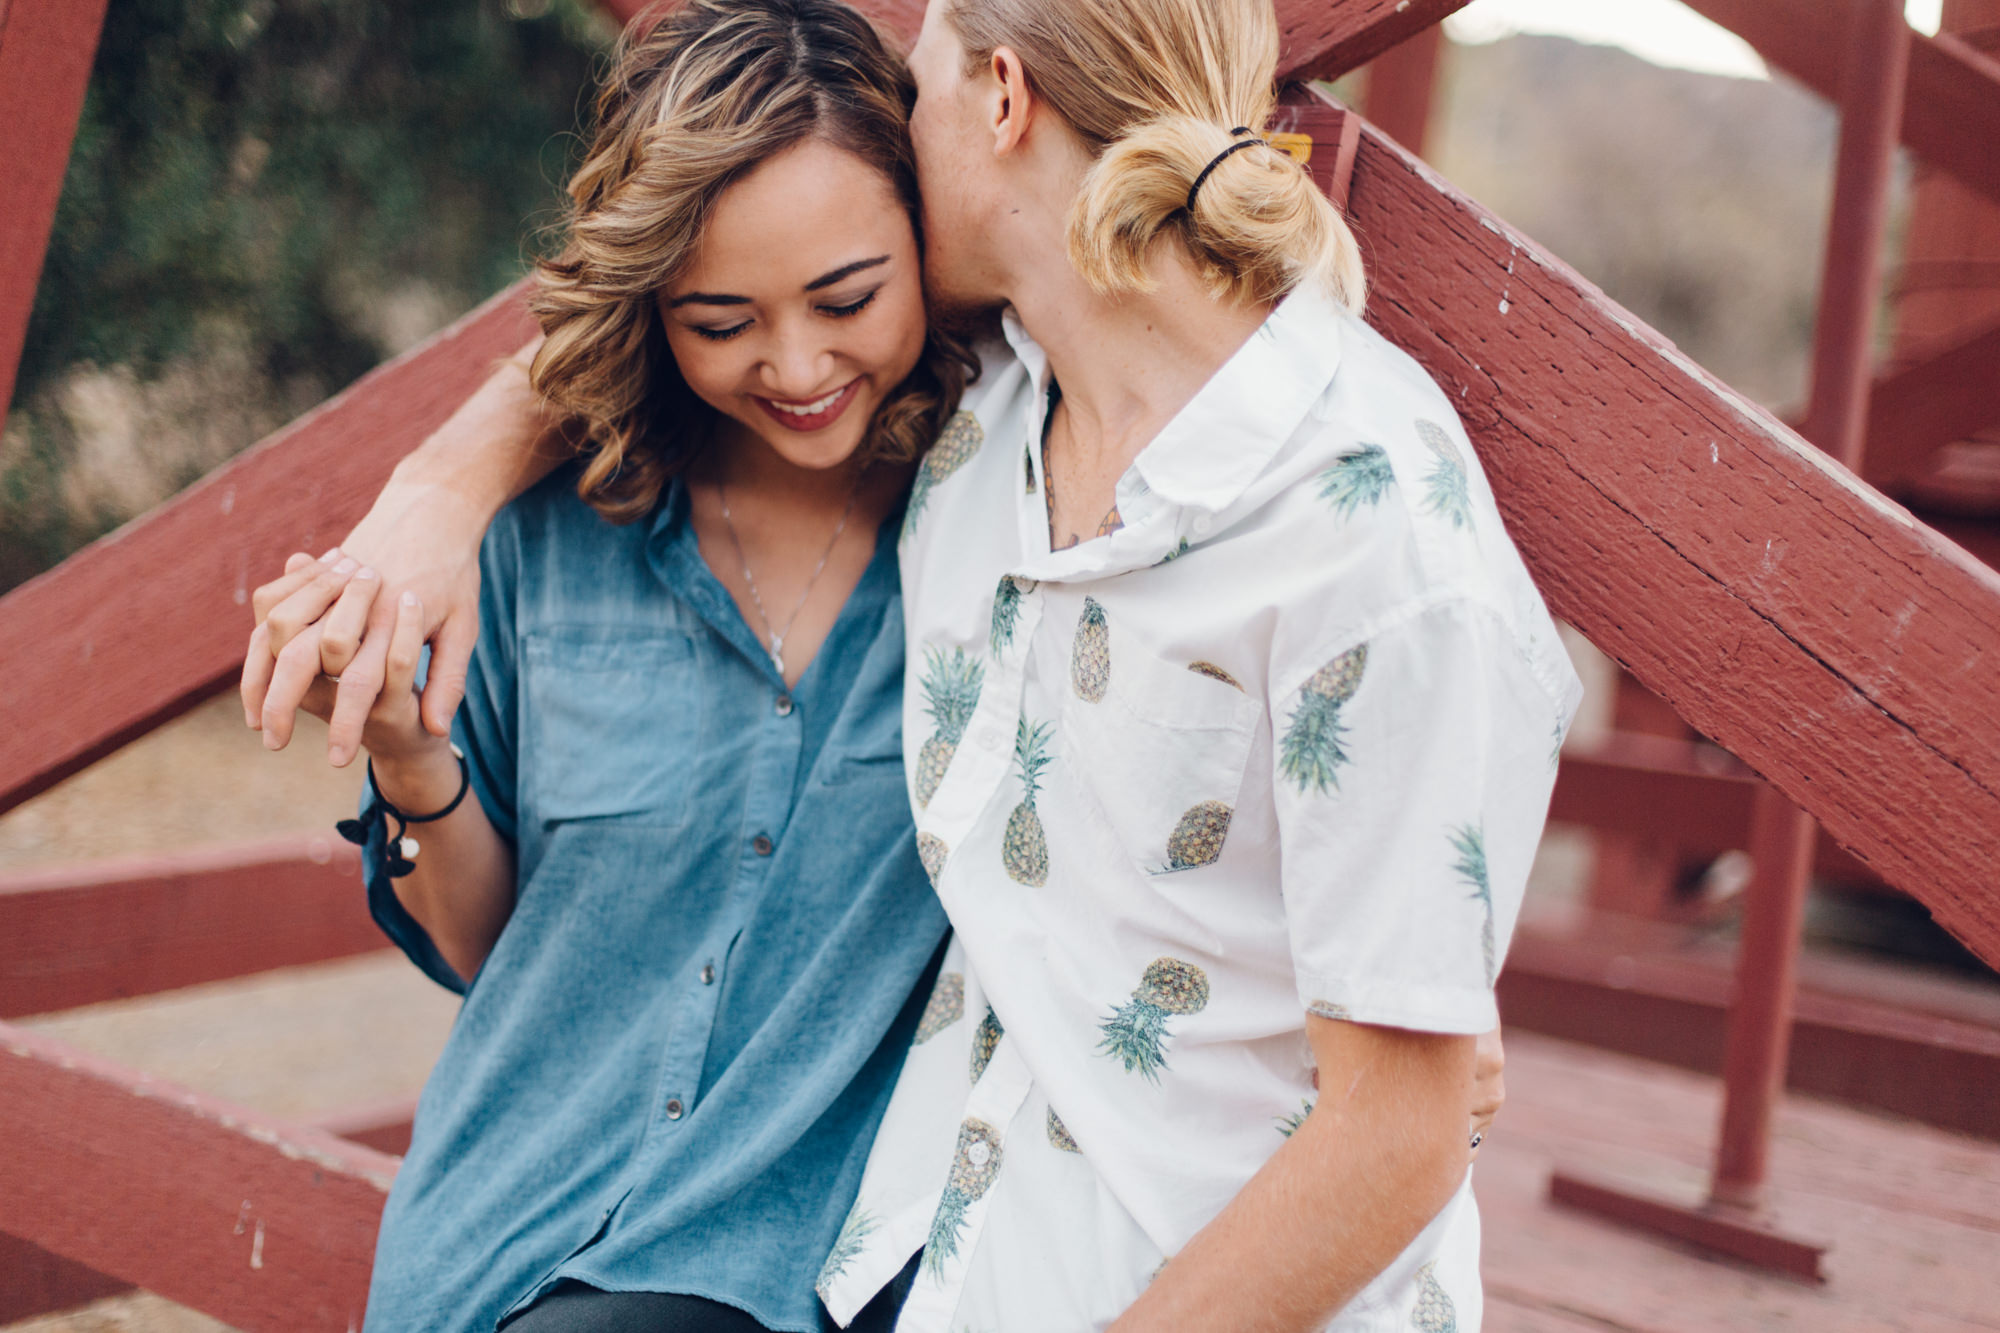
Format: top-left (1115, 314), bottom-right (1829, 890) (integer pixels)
top-left (521, 627), bottom-right (705, 831)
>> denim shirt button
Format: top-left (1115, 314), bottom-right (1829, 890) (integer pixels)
top-left (753, 834), bottom-right (774, 856)
top-left (664, 1098), bottom-right (685, 1120)
top-left (775, 695), bottom-right (794, 717)
top-left (700, 962), bottom-right (716, 985)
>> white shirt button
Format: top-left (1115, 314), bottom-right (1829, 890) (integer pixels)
top-left (665, 1097), bottom-right (685, 1120)
top-left (967, 1142), bottom-right (993, 1167)
top-left (775, 695), bottom-right (794, 717)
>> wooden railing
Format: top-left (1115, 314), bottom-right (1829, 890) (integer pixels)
top-left (2, 0), bottom-right (1997, 1323)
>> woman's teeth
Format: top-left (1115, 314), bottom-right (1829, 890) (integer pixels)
top-left (770, 386), bottom-right (848, 416)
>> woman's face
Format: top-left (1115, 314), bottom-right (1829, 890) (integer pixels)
top-left (658, 138), bottom-right (928, 474)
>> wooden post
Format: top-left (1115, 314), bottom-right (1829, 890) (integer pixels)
top-left (1364, 22), bottom-right (1445, 156)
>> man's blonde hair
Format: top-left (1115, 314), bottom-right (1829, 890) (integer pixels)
top-left (947, 0), bottom-right (1365, 311)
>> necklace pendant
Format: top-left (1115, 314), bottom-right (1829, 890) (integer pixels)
top-left (769, 638), bottom-right (786, 678)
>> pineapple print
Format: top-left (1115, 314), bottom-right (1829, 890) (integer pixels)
top-left (1187, 660), bottom-right (1241, 689)
top-left (1157, 537), bottom-right (1192, 565)
top-left (914, 971), bottom-right (965, 1045)
top-left (1450, 823), bottom-right (1496, 984)
top-left (916, 648), bottom-right (984, 807)
top-left (970, 1007), bottom-right (1003, 1083)
top-left (1154, 800), bottom-right (1233, 874)
top-left (816, 1205), bottom-right (877, 1298)
top-left (1071, 598), bottom-right (1110, 702)
top-left (1098, 957), bottom-right (1210, 1082)
top-left (1276, 1101), bottom-right (1313, 1138)
top-left (990, 575), bottom-right (1030, 656)
top-left (1046, 1107), bottom-right (1080, 1153)
top-left (917, 833), bottom-right (949, 887)
top-left (1002, 717), bottom-right (1053, 886)
top-left (923, 1119), bottom-right (1003, 1279)
top-left (1308, 999), bottom-right (1353, 1021)
top-left (1318, 443), bottom-right (1397, 518)
top-left (1416, 419), bottom-right (1472, 531)
top-left (1024, 441), bottom-right (1037, 493)
top-left (1411, 1262), bottom-right (1458, 1332)
top-left (1279, 645), bottom-right (1367, 794)
top-left (902, 411), bottom-right (985, 542)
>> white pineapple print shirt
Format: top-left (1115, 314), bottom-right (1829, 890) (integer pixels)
top-left (819, 285), bottom-right (1584, 1332)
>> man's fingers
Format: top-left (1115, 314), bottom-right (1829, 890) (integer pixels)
top-left (252, 550), bottom-right (335, 623)
top-left (317, 568), bottom-right (381, 676)
top-left (262, 624), bottom-right (328, 750)
top-left (241, 621), bottom-right (277, 728)
top-left (265, 556), bottom-right (361, 653)
top-left (326, 633), bottom-right (390, 769)
top-left (382, 592), bottom-right (425, 700)
top-left (419, 610), bottom-right (479, 738)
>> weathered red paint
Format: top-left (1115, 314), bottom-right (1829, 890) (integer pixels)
top-left (1333, 86), bottom-right (2000, 969)
top-left (0, 1234), bottom-right (128, 1325)
top-left (0, 0), bottom-right (111, 432)
top-left (1271, 86), bottom-right (1362, 214)
top-left (0, 283), bottom-right (539, 818)
top-left (0, 836), bottom-right (383, 1019)
top-left (0, 1023), bottom-right (394, 1331)
top-left (1548, 1171), bottom-right (1827, 1283)
top-left (309, 1095), bottom-right (419, 1159)
top-left (1361, 22), bottom-right (1444, 157)
top-left (1684, 0), bottom-right (2000, 205)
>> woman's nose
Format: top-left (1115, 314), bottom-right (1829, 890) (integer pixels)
top-left (761, 328), bottom-right (835, 400)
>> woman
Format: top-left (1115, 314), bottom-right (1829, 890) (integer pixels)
top-left (251, 0), bottom-right (1539, 1327)
top-left (249, 2), bottom-right (973, 1328)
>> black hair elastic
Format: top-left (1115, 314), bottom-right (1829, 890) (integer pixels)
top-left (1185, 127), bottom-right (1266, 214)
top-left (336, 744), bottom-right (471, 878)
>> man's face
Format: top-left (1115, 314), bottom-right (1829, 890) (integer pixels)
top-left (907, 0), bottom-right (1005, 312)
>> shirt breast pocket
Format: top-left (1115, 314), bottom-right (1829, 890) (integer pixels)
top-left (521, 629), bottom-right (704, 830)
top-left (1062, 641), bottom-right (1259, 878)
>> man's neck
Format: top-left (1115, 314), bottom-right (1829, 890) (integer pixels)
top-left (1006, 245), bottom-right (1273, 477)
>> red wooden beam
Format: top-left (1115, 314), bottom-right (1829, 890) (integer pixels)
top-left (0, 835), bottom-right (384, 1019)
top-left (1682, 0), bottom-right (2000, 206)
top-left (1361, 21), bottom-right (1445, 156)
top-left (1864, 317), bottom-right (2000, 487)
top-left (0, 282), bottom-right (539, 818)
top-left (1499, 928), bottom-right (2000, 1142)
top-left (0, 1234), bottom-right (128, 1325)
top-left (0, 1023), bottom-right (394, 1331)
top-left (1551, 735), bottom-right (1756, 853)
top-left (0, 0), bottom-right (110, 433)
top-left (1334, 85), bottom-right (2000, 969)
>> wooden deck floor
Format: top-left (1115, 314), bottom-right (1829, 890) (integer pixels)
top-left (9, 962), bottom-right (2000, 1331)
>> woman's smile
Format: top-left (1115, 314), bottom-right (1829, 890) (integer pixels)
top-left (754, 376), bottom-right (863, 432)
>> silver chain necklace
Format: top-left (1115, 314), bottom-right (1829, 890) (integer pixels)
top-left (718, 473), bottom-right (863, 679)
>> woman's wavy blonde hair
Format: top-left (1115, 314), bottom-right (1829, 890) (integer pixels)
top-left (945, 0), bottom-right (1366, 313)
top-left (532, 0), bottom-right (979, 523)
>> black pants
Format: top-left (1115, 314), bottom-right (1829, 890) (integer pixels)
top-left (499, 1254), bottom-right (919, 1333)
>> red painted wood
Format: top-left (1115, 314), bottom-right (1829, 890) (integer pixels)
top-left (1270, 87), bottom-right (1362, 214)
top-left (0, 835), bottom-right (383, 1019)
top-left (1329, 85), bottom-right (2000, 969)
top-left (0, 0), bottom-right (110, 431)
top-left (0, 1234), bottom-right (128, 1324)
top-left (1865, 317), bottom-right (2000, 486)
top-left (1362, 22), bottom-right (1444, 157)
top-left (1547, 1170), bottom-right (1827, 1281)
top-left (1498, 929), bottom-right (2000, 1141)
top-left (308, 1095), bottom-right (418, 1158)
top-left (1552, 736), bottom-right (1757, 853)
top-left (1274, 0), bottom-right (1471, 83)
top-left (0, 282), bottom-right (539, 818)
top-left (1683, 0), bottom-right (2000, 206)
top-left (0, 1023), bottom-right (394, 1332)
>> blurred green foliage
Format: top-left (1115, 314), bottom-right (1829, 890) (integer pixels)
top-left (3, 0), bottom-right (610, 589)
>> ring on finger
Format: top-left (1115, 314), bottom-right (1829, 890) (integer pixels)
top-left (321, 673), bottom-right (343, 684)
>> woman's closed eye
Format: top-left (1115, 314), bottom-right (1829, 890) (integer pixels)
top-left (687, 288), bottom-right (880, 342)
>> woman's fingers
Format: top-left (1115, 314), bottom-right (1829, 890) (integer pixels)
top-left (382, 592), bottom-right (425, 702)
top-left (252, 548), bottom-right (339, 623)
top-left (265, 556), bottom-right (360, 654)
top-left (326, 631), bottom-right (390, 769)
top-left (262, 624), bottom-right (330, 750)
top-left (316, 567), bottom-right (381, 677)
top-left (241, 620), bottom-right (277, 728)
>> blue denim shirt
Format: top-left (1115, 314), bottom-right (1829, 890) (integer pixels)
top-left (360, 469), bottom-right (947, 1333)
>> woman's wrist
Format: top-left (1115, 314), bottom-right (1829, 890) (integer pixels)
top-left (369, 740), bottom-right (465, 815)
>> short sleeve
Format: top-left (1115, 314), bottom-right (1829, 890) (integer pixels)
top-left (1271, 596), bottom-right (1562, 1034)
top-left (361, 515), bottom-right (522, 995)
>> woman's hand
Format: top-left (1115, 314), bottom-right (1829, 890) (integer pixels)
top-left (1470, 1024), bottom-right (1505, 1159)
top-left (243, 469), bottom-right (490, 765)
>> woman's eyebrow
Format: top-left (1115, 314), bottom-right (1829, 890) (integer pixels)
top-left (804, 255), bottom-right (890, 291)
top-left (666, 255), bottom-right (890, 309)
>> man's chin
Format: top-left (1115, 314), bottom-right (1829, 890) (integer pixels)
top-left (924, 288), bottom-right (1008, 343)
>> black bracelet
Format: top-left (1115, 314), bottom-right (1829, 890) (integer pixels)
top-left (335, 744), bottom-right (471, 879)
